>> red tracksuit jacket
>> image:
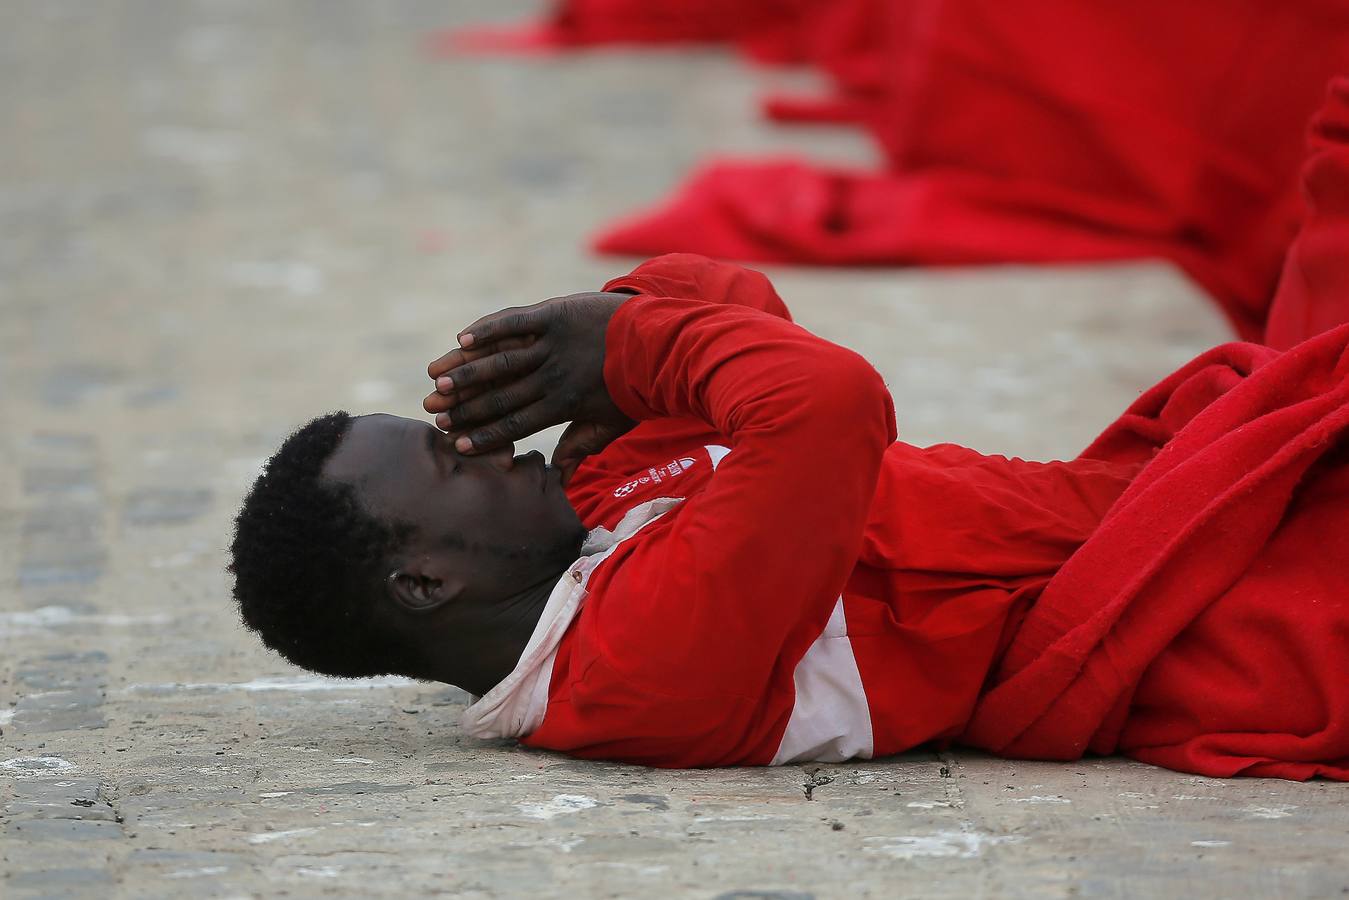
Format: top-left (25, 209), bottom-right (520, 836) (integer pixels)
top-left (461, 254), bottom-right (1136, 767)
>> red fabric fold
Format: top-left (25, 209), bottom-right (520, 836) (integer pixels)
top-left (1265, 77), bottom-right (1349, 350)
top-left (594, 157), bottom-right (1243, 277)
top-left (960, 323), bottom-right (1349, 780)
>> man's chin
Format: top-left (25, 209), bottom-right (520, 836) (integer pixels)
top-left (551, 524), bottom-right (589, 565)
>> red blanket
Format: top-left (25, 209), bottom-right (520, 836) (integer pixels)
top-left (590, 1), bottom-right (1349, 340)
top-left (440, 3), bottom-right (1347, 339)
top-left (960, 322), bottom-right (1349, 780)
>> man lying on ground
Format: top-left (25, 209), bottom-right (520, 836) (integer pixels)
top-left (229, 254), bottom-right (1349, 780)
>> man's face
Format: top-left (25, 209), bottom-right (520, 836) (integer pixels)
top-left (322, 414), bottom-right (585, 598)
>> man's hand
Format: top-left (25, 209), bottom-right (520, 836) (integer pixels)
top-left (424, 292), bottom-right (636, 482)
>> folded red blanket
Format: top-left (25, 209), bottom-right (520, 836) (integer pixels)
top-left (961, 322), bottom-right (1349, 780)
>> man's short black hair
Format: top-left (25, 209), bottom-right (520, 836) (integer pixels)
top-left (229, 411), bottom-right (419, 678)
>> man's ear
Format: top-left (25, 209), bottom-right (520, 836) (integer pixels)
top-left (384, 567), bottom-right (464, 614)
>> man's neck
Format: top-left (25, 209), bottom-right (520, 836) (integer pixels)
top-left (437, 567), bottom-right (565, 697)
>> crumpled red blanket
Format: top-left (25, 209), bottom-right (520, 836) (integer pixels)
top-left (959, 321), bottom-right (1349, 780)
top-left (588, 1), bottom-right (1349, 341)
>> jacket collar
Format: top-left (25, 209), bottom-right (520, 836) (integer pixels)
top-left (460, 497), bottom-right (683, 740)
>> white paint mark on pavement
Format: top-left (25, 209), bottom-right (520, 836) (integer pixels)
top-left (863, 830), bottom-right (1023, 860)
top-left (331, 757), bottom-right (374, 765)
top-left (692, 814), bottom-right (790, 823)
top-left (1243, 805), bottom-right (1297, 819)
top-left (1, 756), bottom-right (76, 775)
top-left (0, 606), bottom-right (172, 632)
top-left (124, 675), bottom-right (417, 694)
top-left (165, 866), bottom-right (230, 879)
top-left (248, 827), bottom-right (322, 844)
top-left (296, 867), bottom-right (343, 878)
top-left (591, 862), bottom-right (670, 876)
top-left (1010, 796), bottom-right (1071, 804)
top-left (1192, 840), bottom-right (1231, 848)
top-left (516, 794), bottom-right (598, 820)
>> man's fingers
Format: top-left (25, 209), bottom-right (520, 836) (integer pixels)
top-left (455, 399), bottom-right (562, 454)
top-left (423, 381), bottom-right (488, 415)
top-left (553, 455), bottom-right (584, 487)
top-left (550, 421), bottom-right (598, 487)
top-left (441, 372), bottom-right (548, 430)
top-left (439, 341), bottom-right (547, 392)
top-left (427, 347), bottom-right (468, 380)
top-left (427, 335), bottom-right (534, 379)
top-left (550, 420), bottom-right (632, 485)
top-left (456, 303), bottom-right (548, 351)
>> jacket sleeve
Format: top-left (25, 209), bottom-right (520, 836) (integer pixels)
top-left (565, 254), bottom-right (793, 525)
top-left (529, 293), bottom-right (896, 766)
top-left (601, 252), bottom-right (794, 322)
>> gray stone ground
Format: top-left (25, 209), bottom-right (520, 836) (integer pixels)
top-left (2, 1), bottom-right (1345, 897)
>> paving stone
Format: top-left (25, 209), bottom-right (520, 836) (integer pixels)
top-left (21, 467), bottom-right (97, 496)
top-left (16, 652), bottom-right (110, 688)
top-left (16, 560), bottom-right (106, 588)
top-left (5, 778), bottom-right (117, 824)
top-left (6, 801), bottom-right (120, 822)
top-left (5, 867), bottom-right (112, 895)
top-left (38, 365), bottom-right (122, 408)
top-left (127, 849), bottom-right (247, 867)
top-left (20, 535), bottom-right (107, 564)
top-left (24, 433), bottom-right (91, 454)
top-left (10, 777), bottom-right (104, 802)
top-left (501, 153), bottom-right (581, 189)
top-left (21, 506), bottom-right (102, 541)
top-left (125, 383), bottom-right (181, 407)
top-left (121, 487), bottom-right (214, 526)
top-left (6, 819), bottom-right (124, 841)
top-left (13, 688), bottom-right (107, 732)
